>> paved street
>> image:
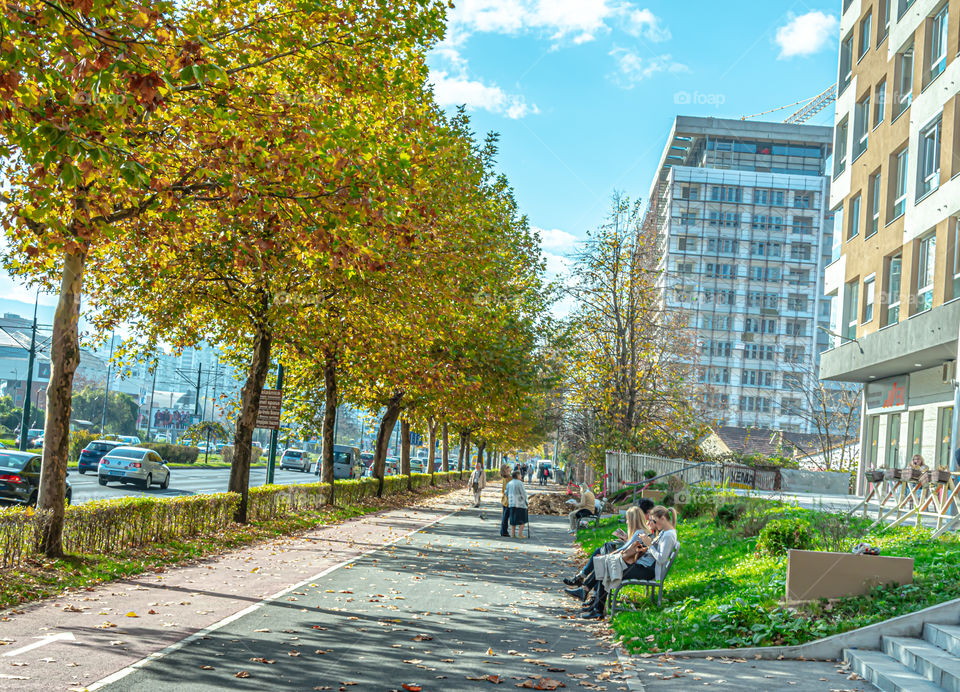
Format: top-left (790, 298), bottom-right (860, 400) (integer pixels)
top-left (67, 466), bottom-right (346, 505)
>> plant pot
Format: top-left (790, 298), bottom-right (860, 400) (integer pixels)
top-left (900, 468), bottom-right (923, 482)
top-left (921, 469), bottom-right (951, 485)
top-left (883, 468), bottom-right (902, 481)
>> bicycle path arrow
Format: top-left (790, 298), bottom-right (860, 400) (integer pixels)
top-left (2, 632), bottom-right (76, 657)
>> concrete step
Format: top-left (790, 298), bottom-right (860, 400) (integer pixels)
top-left (845, 648), bottom-right (944, 692)
top-left (883, 636), bottom-right (960, 691)
top-left (926, 624), bottom-right (960, 658)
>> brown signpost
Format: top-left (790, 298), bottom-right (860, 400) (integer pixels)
top-left (257, 389), bottom-right (282, 430)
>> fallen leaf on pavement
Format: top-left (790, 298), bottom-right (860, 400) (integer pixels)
top-left (466, 675), bottom-right (505, 683)
top-left (401, 685), bottom-right (422, 692)
top-left (235, 671), bottom-right (251, 678)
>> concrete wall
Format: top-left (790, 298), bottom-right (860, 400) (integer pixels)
top-left (780, 468), bottom-right (851, 494)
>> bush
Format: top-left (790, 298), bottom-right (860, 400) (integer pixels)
top-left (221, 445), bottom-right (234, 464)
top-left (141, 442), bottom-right (200, 464)
top-left (643, 469), bottom-right (657, 480)
top-left (757, 517), bottom-right (813, 556)
top-left (679, 490), bottom-right (716, 520)
top-left (70, 429), bottom-right (98, 461)
top-left (715, 502), bottom-right (746, 527)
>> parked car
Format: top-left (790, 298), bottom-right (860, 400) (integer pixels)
top-left (409, 457), bottom-right (427, 474)
top-left (0, 450), bottom-right (72, 505)
top-left (385, 456), bottom-right (400, 476)
top-left (16, 428), bottom-right (44, 447)
top-left (279, 448), bottom-right (312, 473)
top-left (115, 435), bottom-right (141, 446)
top-left (98, 446), bottom-right (171, 490)
top-left (77, 439), bottom-right (124, 474)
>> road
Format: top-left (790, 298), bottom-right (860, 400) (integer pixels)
top-left (67, 466), bottom-right (327, 505)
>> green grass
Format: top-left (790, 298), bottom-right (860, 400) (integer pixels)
top-left (0, 485), bottom-right (452, 610)
top-left (576, 502), bottom-right (960, 654)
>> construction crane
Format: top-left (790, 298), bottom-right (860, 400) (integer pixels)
top-left (740, 83), bottom-right (837, 124)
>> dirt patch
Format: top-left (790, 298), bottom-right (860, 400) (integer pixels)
top-left (528, 492), bottom-right (575, 515)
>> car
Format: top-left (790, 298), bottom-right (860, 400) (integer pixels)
top-left (409, 457), bottom-right (427, 474)
top-left (115, 435), bottom-right (141, 446)
top-left (0, 450), bottom-right (72, 506)
top-left (279, 448), bottom-right (311, 472)
top-left (98, 446), bottom-right (171, 490)
top-left (77, 439), bottom-right (124, 474)
top-left (16, 428), bottom-right (44, 447)
top-left (385, 456), bottom-right (400, 476)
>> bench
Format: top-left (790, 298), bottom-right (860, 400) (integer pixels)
top-left (608, 542), bottom-right (681, 615)
top-left (574, 509), bottom-right (602, 530)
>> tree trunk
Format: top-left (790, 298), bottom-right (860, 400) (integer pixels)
top-left (400, 418), bottom-right (411, 492)
top-left (427, 417), bottom-right (437, 483)
top-left (37, 249), bottom-right (86, 557)
top-left (321, 349), bottom-right (337, 505)
top-left (441, 422), bottom-right (449, 472)
top-left (228, 325), bottom-right (273, 523)
top-left (475, 439), bottom-right (486, 473)
top-left (372, 390), bottom-right (403, 497)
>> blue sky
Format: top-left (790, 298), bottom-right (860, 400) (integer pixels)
top-left (428, 0), bottom-right (843, 278)
top-left (1, 0), bottom-right (843, 314)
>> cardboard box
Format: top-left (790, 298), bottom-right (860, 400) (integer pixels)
top-left (786, 550), bottom-right (913, 601)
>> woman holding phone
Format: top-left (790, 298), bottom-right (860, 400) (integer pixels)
top-left (562, 499), bottom-right (654, 599)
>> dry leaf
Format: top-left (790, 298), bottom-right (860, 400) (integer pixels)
top-left (235, 671), bottom-right (251, 678)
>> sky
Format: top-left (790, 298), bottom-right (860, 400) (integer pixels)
top-left (0, 0), bottom-right (843, 319)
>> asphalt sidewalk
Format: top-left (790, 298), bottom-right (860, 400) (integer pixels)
top-left (0, 486), bottom-right (471, 691)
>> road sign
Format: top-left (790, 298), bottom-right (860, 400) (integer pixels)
top-left (257, 389), bottom-right (282, 430)
top-left (409, 431), bottom-right (423, 446)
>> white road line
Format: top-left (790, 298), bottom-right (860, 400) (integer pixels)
top-left (86, 502), bottom-right (463, 691)
top-left (2, 632), bottom-right (76, 657)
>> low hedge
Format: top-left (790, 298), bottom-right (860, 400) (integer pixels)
top-left (140, 442), bottom-right (201, 464)
top-left (0, 493), bottom-right (238, 569)
top-left (0, 472), bottom-right (472, 569)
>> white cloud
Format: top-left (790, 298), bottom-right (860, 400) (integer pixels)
top-left (622, 8), bottom-right (671, 42)
top-left (775, 11), bottom-right (839, 59)
top-left (535, 226), bottom-right (579, 252)
top-left (610, 48), bottom-right (688, 87)
top-left (431, 70), bottom-right (538, 119)
top-left (447, 0), bottom-right (619, 45)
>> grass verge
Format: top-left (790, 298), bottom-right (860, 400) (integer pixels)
top-left (0, 484), bottom-right (455, 612)
top-left (575, 499), bottom-right (960, 654)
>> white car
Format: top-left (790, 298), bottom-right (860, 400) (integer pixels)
top-left (279, 449), bottom-right (311, 472)
top-left (98, 446), bottom-right (171, 490)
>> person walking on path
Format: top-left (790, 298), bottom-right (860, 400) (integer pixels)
top-left (506, 470), bottom-right (529, 538)
top-left (540, 464), bottom-right (550, 486)
top-left (527, 462), bottom-right (534, 484)
top-left (499, 463), bottom-right (512, 536)
top-left (568, 484), bottom-right (596, 534)
top-left (469, 461), bottom-right (486, 507)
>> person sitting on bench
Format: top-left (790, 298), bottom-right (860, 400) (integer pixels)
top-left (568, 484), bottom-right (596, 534)
top-left (581, 505), bottom-right (678, 619)
top-left (562, 499), bottom-right (654, 590)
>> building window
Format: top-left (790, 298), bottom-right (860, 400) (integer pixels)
top-left (853, 94), bottom-right (871, 158)
top-left (898, 0), bottom-right (915, 20)
top-left (848, 194), bottom-right (861, 240)
top-left (679, 212), bottom-right (699, 225)
top-left (926, 4), bottom-right (948, 84)
top-left (844, 280), bottom-right (859, 339)
top-left (793, 216), bottom-right (812, 234)
top-left (916, 233), bottom-right (936, 312)
top-left (834, 117), bottom-right (849, 177)
top-left (917, 116), bottom-right (942, 199)
top-left (680, 184), bottom-right (700, 200)
top-left (879, 0), bottom-right (890, 41)
top-left (874, 79), bottom-right (886, 126)
top-left (859, 11), bottom-right (872, 59)
top-left (710, 185), bottom-right (741, 202)
top-left (839, 31), bottom-right (854, 92)
top-left (894, 45), bottom-right (913, 119)
top-left (794, 193), bottom-right (811, 209)
top-left (886, 412), bottom-right (901, 467)
top-left (908, 410), bottom-right (924, 458)
top-left (863, 275), bottom-right (876, 322)
top-left (677, 236), bottom-right (697, 251)
top-left (938, 406), bottom-right (953, 466)
top-left (790, 243), bottom-right (812, 261)
top-left (867, 416), bottom-right (880, 467)
top-left (867, 170), bottom-right (881, 237)
top-left (886, 254), bottom-right (902, 325)
top-left (892, 147), bottom-right (908, 218)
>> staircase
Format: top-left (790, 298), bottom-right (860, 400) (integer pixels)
top-left (846, 622), bottom-right (960, 691)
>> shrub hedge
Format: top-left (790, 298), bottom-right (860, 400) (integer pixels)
top-left (0, 468), bottom-right (478, 569)
top-left (140, 442), bottom-right (201, 464)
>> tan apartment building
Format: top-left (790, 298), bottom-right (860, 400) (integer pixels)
top-left (821, 0), bottom-right (960, 490)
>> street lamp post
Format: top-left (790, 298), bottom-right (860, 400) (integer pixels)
top-left (17, 291), bottom-right (39, 451)
top-left (99, 330), bottom-right (115, 436)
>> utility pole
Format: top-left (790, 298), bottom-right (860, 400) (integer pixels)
top-left (266, 362), bottom-right (283, 485)
top-left (145, 359), bottom-right (158, 443)
top-left (18, 290), bottom-right (39, 451)
top-left (99, 330), bottom-right (115, 436)
top-left (193, 362), bottom-right (202, 418)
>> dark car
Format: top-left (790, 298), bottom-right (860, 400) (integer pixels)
top-left (77, 439), bottom-right (124, 474)
top-left (0, 450), bottom-right (72, 506)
